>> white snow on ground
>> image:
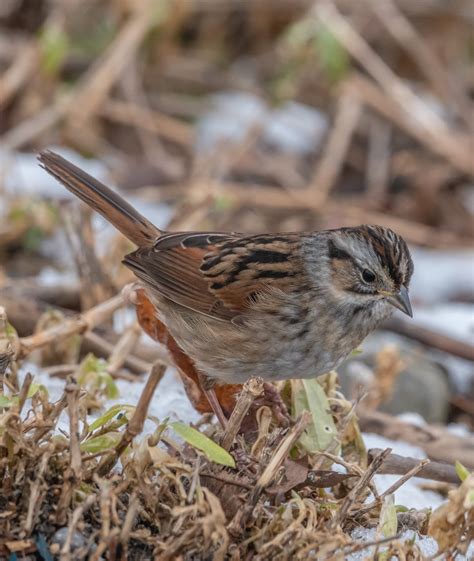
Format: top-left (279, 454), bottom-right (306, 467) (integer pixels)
top-left (0, 147), bottom-right (108, 199)
top-left (361, 433), bottom-right (445, 511)
top-left (20, 360), bottom-right (200, 436)
top-left (409, 246), bottom-right (474, 305)
top-left (412, 303), bottom-right (474, 346)
top-left (196, 91), bottom-right (329, 156)
top-left (349, 528), bottom-right (473, 561)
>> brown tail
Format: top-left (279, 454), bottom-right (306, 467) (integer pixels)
top-left (38, 150), bottom-right (161, 247)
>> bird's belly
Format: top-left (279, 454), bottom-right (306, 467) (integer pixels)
top-left (163, 314), bottom-right (350, 385)
top-left (190, 330), bottom-right (343, 384)
top-left (157, 295), bottom-right (376, 385)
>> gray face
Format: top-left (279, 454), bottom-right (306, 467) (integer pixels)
top-left (320, 226), bottom-right (413, 314)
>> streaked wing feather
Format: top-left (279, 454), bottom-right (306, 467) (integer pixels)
top-left (201, 234), bottom-right (303, 310)
top-left (123, 232), bottom-right (304, 321)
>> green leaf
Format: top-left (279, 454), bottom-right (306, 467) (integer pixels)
top-left (455, 460), bottom-right (470, 482)
top-left (79, 353), bottom-right (108, 376)
top-left (39, 22), bottom-right (69, 75)
top-left (101, 372), bottom-right (119, 399)
top-left (27, 383), bottom-right (49, 399)
top-left (378, 494), bottom-right (398, 538)
top-left (214, 195), bottom-right (234, 212)
top-left (80, 433), bottom-right (121, 454)
top-left (285, 19), bottom-right (317, 48)
top-left (0, 395), bottom-right (14, 408)
top-left (292, 377), bottom-right (338, 454)
top-left (170, 422), bottom-right (235, 468)
top-left (23, 226), bottom-right (45, 252)
top-left (314, 25), bottom-right (349, 83)
top-left (5, 322), bottom-right (18, 338)
top-left (88, 404), bottom-right (134, 432)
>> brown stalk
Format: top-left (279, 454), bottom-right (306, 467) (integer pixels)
top-left (59, 494), bottom-right (97, 561)
top-left (366, 115), bottom-right (391, 200)
top-left (346, 74), bottom-right (473, 176)
top-left (219, 182), bottom-right (469, 248)
top-left (86, 331), bottom-right (158, 374)
top-left (314, 1), bottom-right (472, 175)
top-left (1, 287), bottom-right (162, 373)
top-left (367, 0), bottom-right (472, 126)
top-left (69, 0), bottom-right (158, 126)
top-left (106, 322), bottom-right (143, 377)
top-left (228, 412), bottom-right (311, 534)
top-left (221, 377), bottom-right (264, 451)
top-left (0, 0), bottom-right (158, 151)
top-left (99, 99), bottom-right (193, 147)
top-left (0, 41), bottom-right (38, 109)
top-left (55, 379), bottom-right (92, 525)
top-left (353, 456), bottom-right (430, 518)
top-left (305, 93), bottom-right (362, 205)
top-left (359, 410), bottom-right (474, 469)
top-left (0, 94), bottom-right (73, 152)
top-left (251, 412), bottom-right (312, 502)
top-left (17, 372), bottom-right (33, 414)
top-left (66, 379), bottom-right (82, 479)
top-left (97, 362), bottom-right (166, 476)
top-left (62, 206), bottom-right (115, 311)
top-left (24, 444), bottom-right (53, 535)
top-left (17, 294), bottom-right (125, 359)
top-left (119, 492), bottom-right (139, 550)
top-left (331, 447), bottom-right (392, 528)
top-left (0, 307), bottom-right (14, 383)
top-left (384, 316), bottom-right (474, 362)
top-left (31, 393), bottom-right (69, 442)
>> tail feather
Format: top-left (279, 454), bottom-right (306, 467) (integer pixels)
top-left (38, 150), bottom-right (161, 247)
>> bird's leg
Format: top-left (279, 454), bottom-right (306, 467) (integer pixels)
top-left (199, 374), bottom-right (228, 429)
top-left (260, 382), bottom-right (291, 427)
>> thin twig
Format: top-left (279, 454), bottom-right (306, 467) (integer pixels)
top-left (251, 412), bottom-right (312, 503)
top-left (0, 41), bottom-right (38, 109)
top-left (0, 307), bottom-right (14, 382)
top-left (306, 93), bottom-right (362, 205)
top-left (106, 322), bottom-right (143, 377)
top-left (314, 1), bottom-right (472, 175)
top-left (17, 294), bottom-right (125, 359)
top-left (24, 445), bottom-right (53, 535)
top-left (60, 494), bottom-right (97, 561)
top-left (367, 0), bottom-right (472, 126)
top-left (99, 99), bottom-right (193, 147)
top-left (97, 362), bottom-right (166, 476)
top-left (119, 492), bottom-right (139, 547)
top-left (353, 456), bottom-right (430, 517)
top-left (66, 379), bottom-right (82, 479)
top-left (331, 447), bottom-right (392, 528)
top-left (221, 377), bottom-right (264, 451)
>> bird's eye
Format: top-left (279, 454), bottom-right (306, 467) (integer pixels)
top-left (362, 269), bottom-right (376, 283)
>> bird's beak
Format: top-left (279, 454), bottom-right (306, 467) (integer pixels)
top-left (387, 285), bottom-right (413, 317)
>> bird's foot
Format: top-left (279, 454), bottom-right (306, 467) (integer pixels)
top-left (253, 382), bottom-right (291, 427)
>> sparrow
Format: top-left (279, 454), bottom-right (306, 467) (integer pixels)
top-left (38, 151), bottom-right (414, 425)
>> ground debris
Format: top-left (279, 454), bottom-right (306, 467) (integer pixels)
top-left (1, 363), bottom-right (467, 560)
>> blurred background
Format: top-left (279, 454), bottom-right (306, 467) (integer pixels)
top-left (0, 0), bottom-right (473, 430)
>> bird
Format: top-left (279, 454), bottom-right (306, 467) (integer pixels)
top-left (38, 150), bottom-right (414, 426)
